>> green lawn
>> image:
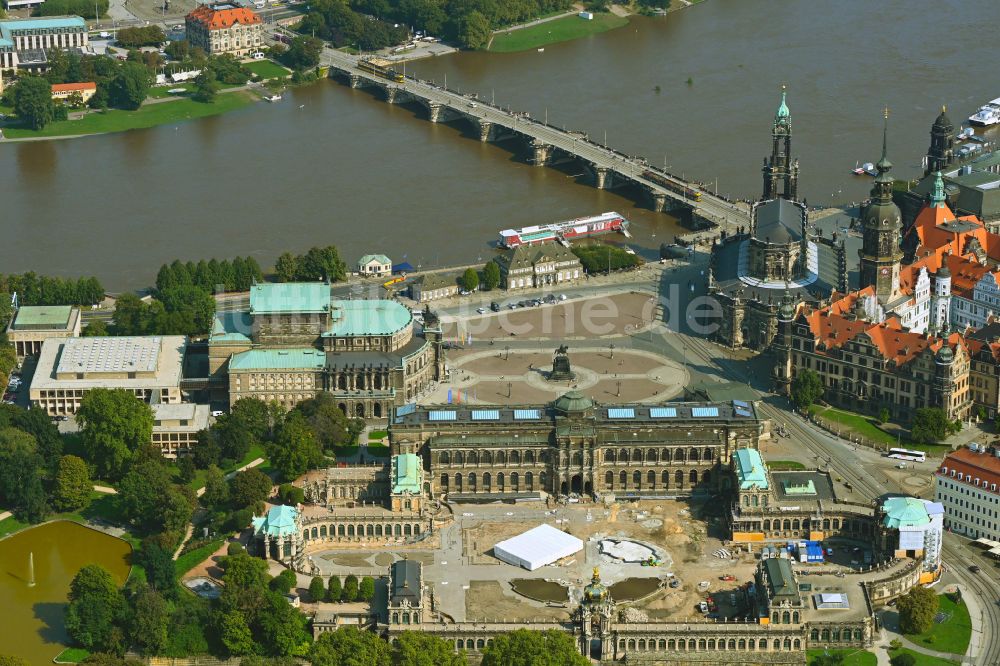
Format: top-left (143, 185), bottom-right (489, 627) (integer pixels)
top-left (807, 404), bottom-right (948, 454)
top-left (146, 83), bottom-right (194, 99)
top-left (368, 430), bottom-right (389, 440)
top-left (182, 443), bottom-right (268, 492)
top-left (903, 594), bottom-right (972, 656)
top-left (245, 59), bottom-right (290, 79)
top-left (766, 460), bottom-right (806, 470)
top-left (175, 537), bottom-right (226, 577)
top-left (888, 648), bottom-right (959, 666)
top-left (54, 647), bottom-right (91, 664)
top-left (2, 91), bottom-right (256, 139)
top-left (806, 649), bottom-right (876, 666)
top-left (488, 13), bottom-right (629, 53)
top-left (366, 442), bottom-right (390, 457)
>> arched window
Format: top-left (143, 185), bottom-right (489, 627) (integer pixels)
top-left (633, 448), bottom-right (642, 462)
top-left (702, 470), bottom-right (711, 482)
top-left (727, 639), bottom-right (736, 650)
top-left (783, 639), bottom-right (792, 650)
top-left (496, 450), bottom-right (506, 464)
top-left (689, 469), bottom-right (698, 483)
top-left (510, 450), bottom-right (520, 464)
top-left (620, 471), bottom-right (627, 487)
top-left (782, 611), bottom-right (790, 624)
top-left (404, 524), bottom-right (412, 536)
top-left (638, 639), bottom-right (646, 650)
top-left (633, 471), bottom-right (642, 488)
top-left (793, 611), bottom-right (800, 623)
top-left (703, 447), bottom-right (714, 460)
top-left (510, 472), bottom-right (519, 490)
top-left (525, 450), bottom-right (535, 464)
top-left (620, 449), bottom-right (629, 463)
top-left (667, 639), bottom-right (675, 650)
top-left (476, 639), bottom-right (484, 650)
top-left (482, 451), bottom-right (493, 464)
top-left (605, 471), bottom-right (614, 488)
top-left (572, 451), bottom-right (582, 466)
top-left (628, 639), bottom-right (636, 650)
top-left (763, 519), bottom-right (771, 530)
top-left (697, 639), bottom-right (706, 650)
top-left (606, 449), bottom-right (616, 463)
top-left (661, 448), bottom-right (670, 461)
top-left (658, 639), bottom-right (665, 650)
top-left (647, 449), bottom-right (658, 463)
top-left (440, 452), bottom-right (450, 465)
top-left (469, 473), bottom-right (477, 491)
top-left (455, 474), bottom-right (463, 490)
top-left (454, 451), bottom-right (464, 464)
top-left (707, 639), bottom-right (716, 650)
top-left (675, 470), bottom-right (684, 486)
top-left (483, 472), bottom-right (492, 491)
top-left (469, 451), bottom-right (479, 465)
top-left (662, 470), bottom-right (670, 487)
top-left (676, 449), bottom-right (686, 462)
top-left (689, 447), bottom-right (699, 461)
top-left (794, 639), bottom-right (801, 649)
top-left (526, 472), bottom-right (534, 490)
top-left (738, 639), bottom-right (746, 650)
top-left (441, 474), bottom-right (449, 488)
top-left (497, 472), bottom-right (505, 491)
top-left (647, 470), bottom-right (656, 487)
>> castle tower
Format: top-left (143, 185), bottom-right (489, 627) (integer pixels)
top-left (772, 296), bottom-right (796, 395)
top-left (859, 110), bottom-right (903, 303)
top-left (926, 107), bottom-right (955, 176)
top-left (762, 87), bottom-right (798, 201)
top-left (931, 260), bottom-right (952, 334)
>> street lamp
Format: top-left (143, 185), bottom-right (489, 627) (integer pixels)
top-left (609, 343), bottom-right (615, 360)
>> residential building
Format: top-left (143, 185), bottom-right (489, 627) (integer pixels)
top-left (357, 254), bottom-right (392, 278)
top-left (966, 325), bottom-right (1000, 418)
top-left (710, 91), bottom-right (847, 350)
top-left (934, 445), bottom-right (1000, 541)
top-left (5, 304), bottom-right (81, 359)
top-left (51, 81), bottom-right (95, 104)
top-left (151, 402), bottom-right (211, 458)
top-left (30, 335), bottom-right (186, 416)
top-left (210, 282), bottom-right (445, 416)
top-left (494, 242), bottom-right (582, 291)
top-left (0, 16), bottom-right (88, 71)
top-left (185, 3), bottom-right (262, 57)
top-left (409, 273), bottom-right (460, 302)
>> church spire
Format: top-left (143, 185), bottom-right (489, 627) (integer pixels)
top-left (931, 171), bottom-right (947, 208)
top-left (876, 107), bottom-right (892, 175)
top-left (775, 85), bottom-right (790, 124)
top-left (762, 85), bottom-right (797, 201)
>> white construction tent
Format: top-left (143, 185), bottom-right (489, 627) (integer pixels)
top-left (493, 524), bottom-right (583, 570)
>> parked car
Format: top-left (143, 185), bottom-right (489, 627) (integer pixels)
top-left (490, 301), bottom-right (501, 312)
top-left (476, 307), bottom-right (486, 314)
top-left (969, 565), bottom-right (981, 573)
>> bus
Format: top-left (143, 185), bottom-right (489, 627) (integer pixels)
top-left (886, 448), bottom-right (926, 462)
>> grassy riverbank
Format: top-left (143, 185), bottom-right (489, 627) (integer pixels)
top-left (1, 90), bottom-right (256, 140)
top-left (489, 12), bottom-right (629, 52)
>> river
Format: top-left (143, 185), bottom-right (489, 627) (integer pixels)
top-left (3, 0), bottom-right (999, 289)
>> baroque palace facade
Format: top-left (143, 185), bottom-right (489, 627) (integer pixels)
top-left (208, 282), bottom-right (445, 417)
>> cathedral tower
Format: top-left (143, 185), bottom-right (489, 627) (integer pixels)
top-left (925, 107), bottom-right (955, 176)
top-left (859, 110), bottom-right (903, 303)
top-left (762, 87), bottom-right (799, 201)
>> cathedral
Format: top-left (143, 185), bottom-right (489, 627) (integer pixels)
top-left (709, 90), bottom-right (848, 350)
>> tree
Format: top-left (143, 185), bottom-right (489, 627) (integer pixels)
top-left (14, 76), bottom-right (56, 130)
top-left (461, 267), bottom-right (479, 292)
top-left (284, 35), bottom-right (323, 70)
top-left (127, 586), bottom-right (169, 655)
top-left (889, 654), bottom-right (916, 666)
top-left (327, 575), bottom-right (342, 602)
top-left (165, 39), bottom-right (190, 61)
top-left (230, 468), bottom-right (273, 508)
top-left (119, 457), bottom-right (194, 535)
top-left (342, 574), bottom-right (358, 602)
top-left (278, 483), bottom-right (305, 506)
top-left (480, 629), bottom-right (589, 666)
top-left (53, 454), bottom-right (93, 512)
top-left (790, 368), bottom-right (823, 410)
top-left (230, 397), bottom-right (274, 441)
top-left (293, 392), bottom-right (362, 453)
top-left (219, 610), bottom-right (257, 656)
top-left (810, 655), bottom-right (845, 666)
top-left (0, 427), bottom-right (49, 523)
top-left (177, 455), bottom-right (197, 484)
top-left (270, 568), bottom-right (297, 595)
top-left (910, 407), bottom-right (951, 444)
top-left (457, 11), bottom-right (491, 50)
top-left (309, 626), bottom-right (391, 666)
top-left (300, 246), bottom-right (347, 282)
top-left (393, 632), bottom-right (467, 666)
top-left (482, 261), bottom-right (500, 291)
top-left (202, 464), bottom-right (230, 507)
top-left (358, 576), bottom-right (375, 602)
top-left (108, 61), bottom-right (151, 110)
top-left (877, 406), bottom-right (891, 424)
top-left (158, 284), bottom-right (217, 335)
top-left (65, 564), bottom-right (124, 652)
top-left (896, 586), bottom-right (938, 635)
top-left (258, 589), bottom-right (310, 656)
top-left (137, 537), bottom-right (177, 597)
top-left (268, 412), bottom-right (324, 480)
top-left (115, 25), bottom-right (165, 48)
top-left (219, 550), bottom-right (271, 621)
top-left (76, 388), bottom-right (154, 480)
top-left (192, 68), bottom-right (219, 104)
top-left (309, 576), bottom-right (326, 602)
top-left (275, 253), bottom-right (301, 282)
top-left (83, 320), bottom-right (109, 336)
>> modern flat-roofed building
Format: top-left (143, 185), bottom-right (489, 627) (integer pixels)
top-left (0, 17), bottom-right (89, 70)
top-left (30, 335), bottom-right (186, 416)
top-left (152, 402), bottom-right (211, 458)
top-left (185, 3), bottom-right (263, 56)
top-left (6, 305), bottom-right (81, 359)
top-left (935, 444), bottom-right (1000, 541)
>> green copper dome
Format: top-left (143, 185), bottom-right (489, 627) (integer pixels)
top-left (583, 567), bottom-right (608, 603)
top-left (931, 171), bottom-right (947, 208)
top-left (776, 89), bottom-right (789, 120)
top-left (553, 390), bottom-right (594, 414)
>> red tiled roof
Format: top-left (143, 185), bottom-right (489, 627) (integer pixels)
top-left (186, 4), bottom-right (262, 29)
top-left (938, 447), bottom-right (1000, 489)
top-left (51, 82), bottom-right (96, 93)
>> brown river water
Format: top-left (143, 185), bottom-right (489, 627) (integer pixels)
top-left (3, 0), bottom-right (1000, 289)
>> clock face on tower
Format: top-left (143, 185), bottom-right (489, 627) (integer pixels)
top-left (880, 267), bottom-right (890, 276)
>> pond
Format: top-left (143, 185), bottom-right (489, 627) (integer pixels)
top-left (608, 577), bottom-right (661, 602)
top-left (0, 521), bottom-right (132, 664)
top-left (510, 578), bottom-right (569, 603)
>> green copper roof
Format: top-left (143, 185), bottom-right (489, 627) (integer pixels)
top-left (324, 299), bottom-right (411, 337)
top-left (11, 305), bottom-right (73, 330)
top-left (392, 453), bottom-right (422, 494)
top-left (776, 89), bottom-right (789, 120)
top-left (252, 505), bottom-right (299, 538)
top-left (931, 171), bottom-right (947, 208)
top-left (211, 311), bottom-right (252, 342)
top-left (882, 497), bottom-right (930, 529)
top-left (734, 448), bottom-right (769, 490)
top-left (229, 348), bottom-right (326, 371)
top-left (358, 254), bottom-right (391, 266)
top-left (553, 390), bottom-right (593, 414)
top-left (250, 282), bottom-right (330, 315)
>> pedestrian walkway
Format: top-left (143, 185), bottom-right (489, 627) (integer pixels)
top-left (877, 609), bottom-right (968, 664)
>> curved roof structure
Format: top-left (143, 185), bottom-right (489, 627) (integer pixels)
top-left (252, 505), bottom-right (299, 538)
top-left (753, 198), bottom-right (804, 244)
top-left (881, 497), bottom-right (930, 529)
top-left (553, 390), bottom-right (594, 414)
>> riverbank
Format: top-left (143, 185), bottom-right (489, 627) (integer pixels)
top-left (1, 90), bottom-right (258, 141)
top-left (488, 11), bottom-right (630, 52)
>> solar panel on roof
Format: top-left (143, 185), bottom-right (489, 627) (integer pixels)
top-left (471, 409), bottom-right (500, 420)
top-left (735, 407), bottom-right (753, 417)
top-left (607, 408), bottom-right (635, 419)
top-left (649, 407), bottom-right (677, 418)
top-left (513, 409), bottom-right (541, 420)
top-left (395, 403), bottom-right (416, 417)
top-left (691, 407), bottom-right (719, 417)
top-left (428, 410), bottom-right (457, 421)
top-left (733, 400), bottom-right (750, 408)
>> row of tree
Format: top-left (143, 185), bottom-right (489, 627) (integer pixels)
top-left (297, 0), bottom-right (410, 51)
top-left (274, 246), bottom-right (349, 283)
top-left (570, 245), bottom-right (643, 274)
top-left (32, 0), bottom-right (107, 18)
top-left (115, 26), bottom-right (167, 48)
top-left (0, 272), bottom-right (104, 306)
top-left (307, 574), bottom-right (375, 604)
top-left (155, 257), bottom-right (265, 295)
top-left (105, 288), bottom-right (216, 337)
